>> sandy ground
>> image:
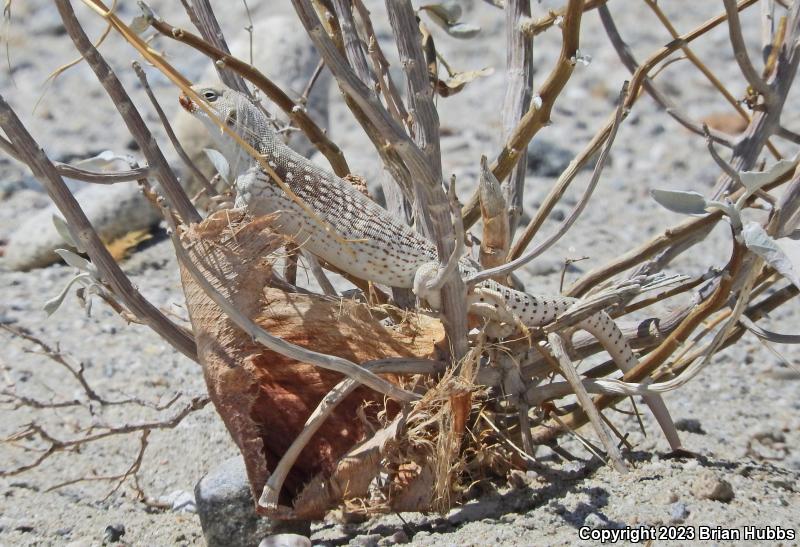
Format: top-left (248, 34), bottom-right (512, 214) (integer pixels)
top-left (1, 1), bottom-right (799, 545)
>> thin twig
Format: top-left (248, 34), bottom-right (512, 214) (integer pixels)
top-left (58, 0), bottom-right (200, 225)
top-left (642, 0), bottom-right (781, 158)
top-left (143, 8), bottom-right (349, 177)
top-left (179, 0), bottom-right (249, 93)
top-left (131, 61), bottom-right (217, 197)
top-left (0, 93), bottom-right (198, 362)
top-left (471, 82), bottom-right (627, 285)
top-left (723, 0), bottom-right (775, 103)
top-left (547, 332), bottom-right (627, 472)
top-left (462, 0), bottom-right (586, 229)
top-left (0, 134), bottom-right (153, 184)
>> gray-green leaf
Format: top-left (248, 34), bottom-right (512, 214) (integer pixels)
top-left (650, 189), bottom-right (708, 215)
top-left (421, 2), bottom-right (480, 39)
top-left (129, 14), bottom-right (150, 35)
top-left (739, 155), bottom-right (799, 193)
top-left (204, 148), bottom-right (230, 183)
top-left (742, 222), bottom-right (800, 290)
top-left (52, 215), bottom-right (81, 251)
top-left (55, 248), bottom-right (92, 273)
top-left (43, 273), bottom-right (91, 316)
top-left (421, 1), bottom-right (462, 24)
top-left (72, 150), bottom-right (130, 171)
top-left (443, 22), bottom-right (481, 39)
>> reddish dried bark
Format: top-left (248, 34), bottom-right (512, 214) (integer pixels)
top-left (178, 211), bottom-right (444, 513)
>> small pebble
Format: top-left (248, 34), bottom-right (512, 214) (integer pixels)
top-left (691, 472), bottom-right (735, 503)
top-left (391, 530), bottom-right (409, 544)
top-left (670, 501), bottom-right (689, 522)
top-left (675, 418), bottom-right (706, 434)
top-left (350, 534), bottom-right (381, 547)
top-left (259, 534), bottom-right (311, 547)
top-left (583, 513), bottom-right (607, 528)
top-left (103, 523), bottom-right (126, 543)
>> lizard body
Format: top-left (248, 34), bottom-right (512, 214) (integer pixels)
top-left (182, 85), bottom-right (681, 450)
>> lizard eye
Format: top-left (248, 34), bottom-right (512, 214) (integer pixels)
top-left (202, 90), bottom-right (219, 102)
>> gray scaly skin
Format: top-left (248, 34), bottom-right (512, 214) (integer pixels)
top-left (182, 84), bottom-right (682, 451)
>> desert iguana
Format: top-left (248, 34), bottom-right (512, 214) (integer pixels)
top-left (181, 84), bottom-right (682, 451)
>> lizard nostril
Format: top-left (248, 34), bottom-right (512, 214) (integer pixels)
top-left (179, 93), bottom-right (194, 112)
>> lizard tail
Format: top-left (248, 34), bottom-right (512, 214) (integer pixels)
top-left (578, 312), bottom-right (683, 451)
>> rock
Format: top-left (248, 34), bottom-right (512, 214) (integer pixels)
top-left (526, 139), bottom-right (575, 177)
top-left (195, 456), bottom-right (310, 547)
top-left (171, 15), bottom-right (330, 202)
top-left (583, 513), bottom-right (608, 528)
top-left (259, 534), bottom-right (312, 547)
top-left (506, 469), bottom-right (529, 489)
top-left (669, 501), bottom-right (689, 523)
top-left (350, 533), bottom-right (381, 547)
top-left (103, 523), bottom-right (126, 544)
top-left (390, 530), bottom-right (410, 544)
top-left (675, 418), bottom-right (706, 434)
top-left (159, 489), bottom-right (197, 513)
top-left (3, 182), bottom-right (160, 271)
top-left (691, 471), bottom-right (735, 503)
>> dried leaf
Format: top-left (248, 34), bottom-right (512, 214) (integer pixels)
top-left (650, 189), bottom-right (708, 215)
top-left (445, 67), bottom-right (493, 88)
top-left (742, 222), bottom-right (800, 290)
top-left (106, 229), bottom-right (152, 261)
top-left (435, 67), bottom-right (494, 97)
top-left (702, 112), bottom-right (748, 135)
top-left (204, 148), bottom-right (230, 183)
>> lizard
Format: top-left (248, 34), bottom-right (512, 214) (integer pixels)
top-left (180, 84), bottom-right (682, 451)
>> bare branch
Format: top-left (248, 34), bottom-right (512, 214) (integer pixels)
top-left (547, 332), bottom-right (627, 472)
top-left (0, 134), bottom-right (153, 184)
top-left (132, 61), bottom-right (217, 197)
top-left (56, 0), bottom-right (200, 224)
top-left (470, 82), bottom-right (627, 286)
top-left (180, 0), bottom-right (249, 93)
top-left (0, 93), bottom-right (198, 361)
top-left (501, 0), bottom-right (533, 237)
top-left (462, 0), bottom-right (586, 228)
top-left (723, 0), bottom-right (775, 103)
top-left (144, 11), bottom-right (351, 178)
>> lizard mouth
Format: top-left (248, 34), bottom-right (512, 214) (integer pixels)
top-left (179, 92), bottom-right (196, 113)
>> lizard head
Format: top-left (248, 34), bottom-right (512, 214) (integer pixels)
top-left (180, 83), bottom-right (268, 178)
